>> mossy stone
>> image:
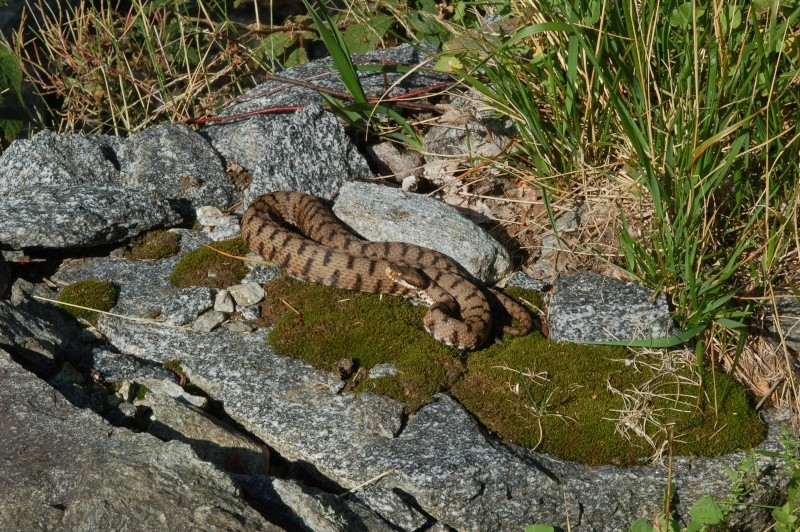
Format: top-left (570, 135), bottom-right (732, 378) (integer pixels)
top-left (266, 278), bottom-right (766, 466)
top-left (123, 230), bottom-right (181, 260)
top-left (169, 237), bottom-right (250, 289)
top-left (57, 279), bottom-right (118, 325)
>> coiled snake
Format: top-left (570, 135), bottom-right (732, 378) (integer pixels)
top-left (241, 191), bottom-right (532, 350)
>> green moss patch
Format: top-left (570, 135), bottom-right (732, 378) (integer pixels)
top-left (169, 237), bottom-right (250, 289)
top-left (266, 280), bottom-right (765, 466)
top-left (121, 229), bottom-right (181, 260)
top-left (57, 279), bottom-right (118, 325)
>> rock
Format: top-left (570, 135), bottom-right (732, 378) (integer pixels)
top-left (192, 309), bottom-right (227, 332)
top-left (52, 228), bottom-right (210, 318)
top-left (0, 298), bottom-right (85, 374)
top-left (0, 348), bottom-right (278, 531)
top-left (138, 378), bottom-right (208, 410)
top-left (206, 43), bottom-right (444, 174)
top-left (366, 141), bottom-right (424, 184)
top-left (506, 270), bottom-right (548, 292)
top-left (243, 104), bottom-right (372, 207)
top-left (240, 304), bottom-right (261, 320)
top-left (0, 252), bottom-right (10, 296)
top-left (0, 130), bottom-right (118, 202)
top-left (117, 123), bottom-right (236, 212)
top-left (87, 347), bottom-right (177, 383)
top-left (145, 391), bottom-right (270, 475)
top-left (228, 282), bottom-right (266, 307)
top-left (368, 363), bottom-right (398, 379)
top-left (96, 313), bottom-right (790, 530)
top-left (765, 295), bottom-right (800, 353)
top-left (196, 205), bottom-right (240, 240)
top-left (333, 180), bottom-right (513, 284)
top-left (549, 271), bottom-right (674, 343)
top-left (235, 475), bottom-right (395, 532)
top-left (161, 286), bottom-right (215, 326)
top-left (0, 184), bottom-right (183, 250)
top-left (214, 289), bottom-right (236, 313)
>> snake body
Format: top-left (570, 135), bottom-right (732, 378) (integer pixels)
top-left (241, 191), bottom-right (532, 350)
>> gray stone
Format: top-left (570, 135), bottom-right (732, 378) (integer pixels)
top-left (0, 130), bottom-right (118, 202)
top-left (146, 391), bottom-right (270, 475)
top-left (0, 252), bottom-right (10, 296)
top-left (206, 43), bottom-right (444, 174)
top-left (239, 304), bottom-right (261, 321)
top-left (234, 475), bottom-right (395, 532)
top-left (0, 298), bottom-right (85, 374)
top-left (161, 286), bottom-right (215, 326)
top-left (88, 347), bottom-right (177, 383)
top-left (192, 309), bottom-right (227, 332)
top-left (138, 378), bottom-right (209, 410)
top-left (196, 205), bottom-right (241, 240)
top-left (244, 104), bottom-right (372, 207)
top-left (0, 184), bottom-right (183, 250)
top-left (243, 262), bottom-right (283, 285)
top-left (506, 270), bottom-right (548, 292)
top-left (549, 271), bottom-right (674, 343)
top-left (366, 141), bottom-right (424, 183)
top-left (333, 181), bottom-right (513, 284)
top-left (0, 348), bottom-right (278, 531)
top-left (53, 228), bottom-right (210, 318)
top-left (369, 363), bottom-right (398, 379)
top-left (214, 289), bottom-right (236, 313)
top-left (228, 282), bottom-right (266, 307)
top-left (117, 123), bottom-right (236, 211)
top-left (765, 295), bottom-right (800, 353)
top-left (355, 486), bottom-right (433, 530)
top-left (222, 320), bottom-right (256, 333)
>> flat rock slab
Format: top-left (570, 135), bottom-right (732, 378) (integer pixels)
top-left (96, 313), bottom-right (791, 531)
top-left (333, 180), bottom-right (513, 284)
top-left (0, 347), bottom-right (278, 531)
top-left (549, 271), bottom-right (674, 342)
top-left (0, 184), bottom-right (183, 250)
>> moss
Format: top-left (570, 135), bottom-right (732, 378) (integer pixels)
top-left (266, 280), bottom-right (765, 466)
top-left (452, 337), bottom-right (765, 466)
top-left (122, 230), bottom-right (181, 260)
top-left (135, 384), bottom-right (150, 401)
top-left (267, 279), bottom-right (464, 411)
top-left (57, 279), bottom-right (118, 325)
top-left (169, 237), bottom-right (250, 289)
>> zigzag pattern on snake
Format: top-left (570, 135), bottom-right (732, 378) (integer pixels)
top-left (241, 191), bottom-right (533, 350)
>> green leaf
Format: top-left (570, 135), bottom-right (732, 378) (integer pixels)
top-left (689, 496), bottom-right (725, 525)
top-left (668, 3), bottom-right (706, 29)
top-left (524, 525), bottom-right (556, 532)
top-left (580, 323), bottom-right (707, 348)
top-left (0, 40), bottom-right (22, 95)
top-left (342, 14), bottom-right (393, 53)
top-left (628, 518), bottom-right (655, 532)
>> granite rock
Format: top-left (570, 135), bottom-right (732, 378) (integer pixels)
top-left (0, 184), bottom-right (183, 250)
top-left (549, 271), bottom-right (674, 342)
top-left (333, 180), bottom-right (513, 284)
top-left (161, 286), bottom-right (215, 326)
top-left (0, 347), bottom-right (278, 531)
top-left (0, 130), bottom-right (118, 202)
top-left (118, 123), bottom-right (236, 212)
top-left (765, 295), bottom-right (800, 353)
top-left (244, 104), bottom-right (372, 206)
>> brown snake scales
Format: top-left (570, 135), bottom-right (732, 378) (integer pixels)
top-left (241, 191), bottom-right (533, 350)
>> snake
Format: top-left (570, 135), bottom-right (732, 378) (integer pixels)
top-left (241, 191), bottom-right (533, 350)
